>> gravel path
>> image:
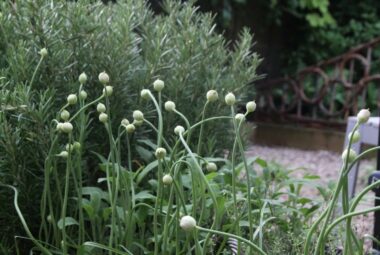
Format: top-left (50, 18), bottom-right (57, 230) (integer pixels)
top-left (246, 145), bottom-right (377, 251)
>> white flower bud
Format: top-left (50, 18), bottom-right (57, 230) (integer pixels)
top-left (60, 110), bottom-right (70, 121)
top-left (125, 124), bottom-right (135, 133)
top-left (225, 93), bottom-right (236, 106)
top-left (153, 79), bottom-right (164, 92)
top-left (79, 90), bottom-right (88, 100)
top-left (98, 71), bottom-right (109, 85)
top-left (47, 214), bottom-right (53, 223)
top-left (60, 122), bottom-right (73, 133)
top-left (121, 118), bottom-right (130, 126)
top-left (162, 174), bottom-right (173, 185)
top-left (348, 130), bottom-right (360, 144)
top-left (66, 143), bottom-right (74, 152)
top-left (140, 89), bottom-right (150, 100)
top-left (97, 103), bottom-right (106, 113)
top-left (73, 141), bottom-right (81, 151)
top-left (155, 147), bottom-right (167, 160)
top-left (56, 122), bottom-right (64, 131)
top-left (78, 72), bottom-right (87, 84)
top-left (67, 94), bottom-right (78, 105)
top-left (39, 48), bottom-right (48, 58)
top-left (246, 101), bottom-right (256, 113)
top-left (133, 120), bottom-right (144, 127)
top-left (357, 109), bottom-right (370, 124)
top-left (180, 215), bottom-right (196, 231)
top-left (133, 110), bottom-right (144, 121)
top-left (206, 162), bottom-right (217, 172)
top-left (174, 125), bottom-right (185, 136)
top-left (235, 113), bottom-right (245, 122)
top-left (206, 90), bottom-right (218, 102)
top-left (99, 113), bottom-right (108, 123)
top-left (342, 148), bottom-right (357, 163)
top-left (103, 86), bottom-right (113, 96)
top-left (164, 101), bottom-right (176, 112)
top-left (57, 151), bottom-right (68, 158)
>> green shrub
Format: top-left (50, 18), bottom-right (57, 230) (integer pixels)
top-left (0, 0), bottom-right (260, 154)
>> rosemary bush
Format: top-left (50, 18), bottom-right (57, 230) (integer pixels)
top-left (0, 0), bottom-right (260, 154)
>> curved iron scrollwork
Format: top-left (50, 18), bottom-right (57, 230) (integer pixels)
top-left (255, 37), bottom-right (380, 128)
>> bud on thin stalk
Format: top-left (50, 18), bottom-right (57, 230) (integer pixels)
top-left (225, 92), bottom-right (236, 106)
top-left (153, 79), bottom-right (164, 92)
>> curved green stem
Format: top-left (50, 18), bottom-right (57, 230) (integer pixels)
top-left (231, 107), bottom-right (253, 241)
top-left (309, 123), bottom-right (358, 255)
top-left (325, 206), bottom-right (380, 239)
top-left (143, 119), bottom-right (172, 151)
top-left (179, 133), bottom-right (219, 253)
top-left (69, 95), bottom-right (105, 122)
top-left (153, 158), bottom-right (164, 255)
top-left (61, 133), bottom-right (73, 255)
top-left (29, 55), bottom-right (45, 91)
top-left (196, 226), bottom-right (267, 255)
top-left (148, 91), bottom-right (163, 147)
top-left (1, 185), bottom-right (53, 255)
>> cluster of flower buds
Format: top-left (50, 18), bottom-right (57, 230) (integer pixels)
top-left (121, 118), bottom-right (136, 134)
top-left (96, 102), bottom-right (108, 123)
top-left (341, 109), bottom-right (371, 162)
top-left (132, 110), bottom-right (144, 127)
top-left (57, 119), bottom-right (73, 134)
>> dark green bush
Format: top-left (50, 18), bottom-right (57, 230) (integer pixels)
top-left (0, 0), bottom-right (260, 252)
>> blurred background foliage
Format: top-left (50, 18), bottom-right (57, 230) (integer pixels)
top-left (196, 0), bottom-right (380, 77)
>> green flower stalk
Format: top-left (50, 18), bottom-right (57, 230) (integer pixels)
top-left (178, 132), bottom-right (219, 253)
top-left (178, 215), bottom-right (267, 255)
top-left (306, 109), bottom-right (371, 255)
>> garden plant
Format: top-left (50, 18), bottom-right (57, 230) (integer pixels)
top-left (2, 52), bottom-right (380, 254)
top-left (1, 1), bottom-right (380, 255)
